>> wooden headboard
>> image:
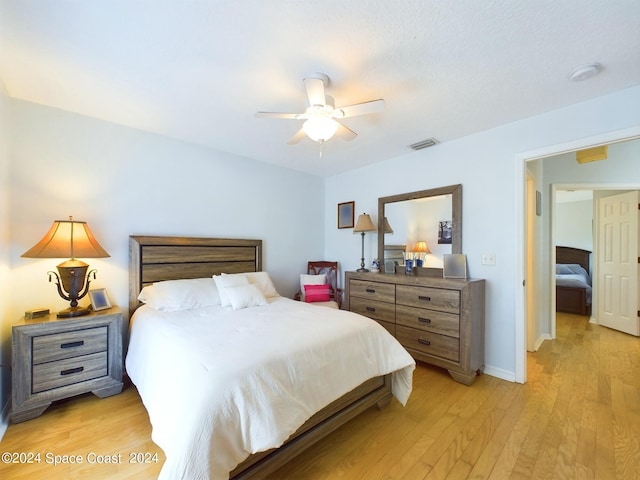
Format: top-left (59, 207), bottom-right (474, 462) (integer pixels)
top-left (556, 246), bottom-right (591, 271)
top-left (129, 236), bottom-right (262, 316)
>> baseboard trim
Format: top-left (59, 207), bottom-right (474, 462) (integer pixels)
top-left (483, 365), bottom-right (516, 383)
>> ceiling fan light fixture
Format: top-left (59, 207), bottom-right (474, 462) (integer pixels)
top-left (302, 116), bottom-right (339, 142)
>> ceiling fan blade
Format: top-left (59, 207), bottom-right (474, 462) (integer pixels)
top-left (303, 75), bottom-right (327, 107)
top-left (287, 128), bottom-right (308, 145)
top-left (255, 112), bottom-right (303, 119)
top-left (335, 121), bottom-right (357, 141)
top-left (333, 99), bottom-right (386, 118)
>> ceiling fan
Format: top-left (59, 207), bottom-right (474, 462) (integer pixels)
top-left (255, 73), bottom-right (385, 145)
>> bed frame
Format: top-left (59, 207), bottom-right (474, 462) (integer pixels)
top-left (556, 246), bottom-right (592, 316)
top-left (128, 235), bottom-right (392, 480)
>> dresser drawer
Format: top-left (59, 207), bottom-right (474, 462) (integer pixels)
top-left (349, 280), bottom-right (395, 303)
top-left (396, 304), bottom-right (460, 338)
top-left (396, 285), bottom-right (460, 314)
top-left (349, 296), bottom-right (395, 324)
top-left (396, 325), bottom-right (460, 362)
top-left (32, 327), bottom-right (108, 364)
top-left (32, 351), bottom-right (108, 393)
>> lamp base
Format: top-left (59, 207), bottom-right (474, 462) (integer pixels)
top-left (57, 306), bottom-right (91, 318)
top-left (357, 267), bottom-right (370, 272)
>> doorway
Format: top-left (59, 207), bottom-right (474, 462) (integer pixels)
top-left (515, 126), bottom-right (640, 384)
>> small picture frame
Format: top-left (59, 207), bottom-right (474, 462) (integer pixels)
top-left (438, 220), bottom-right (453, 244)
top-left (338, 201), bottom-right (355, 229)
top-left (443, 254), bottom-right (468, 279)
top-left (89, 288), bottom-right (112, 311)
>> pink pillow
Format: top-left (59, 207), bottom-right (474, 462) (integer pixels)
top-left (304, 283), bottom-right (331, 303)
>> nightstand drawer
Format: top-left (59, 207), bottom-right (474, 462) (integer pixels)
top-left (396, 325), bottom-right (459, 362)
top-left (32, 327), bottom-right (108, 364)
top-left (350, 296), bottom-right (395, 323)
top-left (32, 352), bottom-right (108, 393)
top-left (396, 304), bottom-right (460, 338)
top-left (349, 280), bottom-right (395, 303)
top-left (396, 285), bottom-right (460, 314)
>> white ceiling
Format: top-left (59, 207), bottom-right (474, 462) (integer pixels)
top-left (1, 1), bottom-right (639, 177)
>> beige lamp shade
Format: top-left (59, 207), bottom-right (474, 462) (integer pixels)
top-left (353, 213), bottom-right (376, 233)
top-left (22, 217), bottom-right (109, 259)
top-left (412, 241), bottom-right (431, 254)
top-left (383, 217), bottom-right (394, 234)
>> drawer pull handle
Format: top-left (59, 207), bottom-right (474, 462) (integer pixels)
top-left (366, 306), bottom-right (376, 312)
top-left (418, 295), bottom-right (432, 302)
top-left (366, 288), bottom-right (376, 293)
top-left (418, 338), bottom-right (431, 346)
top-left (60, 366), bottom-right (84, 376)
top-left (60, 341), bottom-right (84, 349)
top-left (418, 317), bottom-right (432, 324)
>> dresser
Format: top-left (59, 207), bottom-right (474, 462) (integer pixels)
top-left (345, 272), bottom-right (485, 385)
top-left (11, 308), bottom-right (125, 423)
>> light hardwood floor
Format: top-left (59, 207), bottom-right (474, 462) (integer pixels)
top-left (1, 312), bottom-right (638, 479)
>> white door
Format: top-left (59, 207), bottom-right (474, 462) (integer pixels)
top-left (597, 190), bottom-right (640, 336)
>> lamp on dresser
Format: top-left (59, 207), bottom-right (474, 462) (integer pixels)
top-left (412, 240), bottom-right (431, 267)
top-left (353, 213), bottom-right (376, 272)
top-left (22, 216), bottom-right (110, 318)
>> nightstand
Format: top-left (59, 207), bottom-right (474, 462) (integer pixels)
top-left (11, 307), bottom-right (125, 423)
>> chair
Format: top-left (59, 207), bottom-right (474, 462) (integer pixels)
top-left (295, 261), bottom-right (343, 309)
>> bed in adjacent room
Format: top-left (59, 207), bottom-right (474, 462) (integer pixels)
top-left (126, 236), bottom-right (415, 480)
top-left (555, 246), bottom-right (592, 316)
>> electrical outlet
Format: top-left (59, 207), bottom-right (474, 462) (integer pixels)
top-left (481, 253), bottom-right (496, 265)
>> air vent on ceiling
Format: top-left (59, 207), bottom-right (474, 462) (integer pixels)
top-left (409, 138), bottom-right (439, 150)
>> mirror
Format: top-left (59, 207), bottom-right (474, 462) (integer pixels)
top-left (377, 184), bottom-right (462, 273)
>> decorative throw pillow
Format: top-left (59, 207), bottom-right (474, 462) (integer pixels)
top-left (304, 283), bottom-right (331, 303)
top-left (213, 274), bottom-right (250, 307)
top-left (299, 273), bottom-right (327, 301)
top-left (224, 284), bottom-right (268, 310)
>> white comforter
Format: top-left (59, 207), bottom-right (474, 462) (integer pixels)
top-left (126, 297), bottom-right (415, 480)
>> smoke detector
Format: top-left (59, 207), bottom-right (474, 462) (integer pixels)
top-left (569, 63), bottom-right (602, 82)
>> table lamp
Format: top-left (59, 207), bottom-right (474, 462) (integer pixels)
top-left (22, 216), bottom-right (110, 318)
top-left (412, 241), bottom-right (431, 267)
top-left (353, 213), bottom-right (376, 272)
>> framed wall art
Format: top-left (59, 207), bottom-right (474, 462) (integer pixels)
top-left (338, 201), bottom-right (355, 229)
top-left (438, 220), bottom-right (452, 244)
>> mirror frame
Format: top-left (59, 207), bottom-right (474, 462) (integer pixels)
top-left (377, 184), bottom-right (462, 273)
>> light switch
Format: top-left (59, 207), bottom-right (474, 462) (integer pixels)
top-left (482, 253), bottom-right (496, 265)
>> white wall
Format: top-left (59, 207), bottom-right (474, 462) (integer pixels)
top-left (325, 85), bottom-right (640, 381)
top-left (555, 199), bottom-right (593, 252)
top-left (0, 81), bottom-right (11, 435)
top-left (8, 99), bottom-right (326, 322)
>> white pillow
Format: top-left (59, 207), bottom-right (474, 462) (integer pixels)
top-left (224, 284), bottom-right (268, 310)
top-left (213, 274), bottom-right (250, 306)
top-left (299, 273), bottom-right (327, 302)
top-left (137, 278), bottom-right (220, 311)
top-left (246, 271), bottom-right (280, 298)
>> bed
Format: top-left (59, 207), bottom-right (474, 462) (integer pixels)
top-left (127, 235), bottom-right (415, 480)
top-left (555, 246), bottom-right (592, 316)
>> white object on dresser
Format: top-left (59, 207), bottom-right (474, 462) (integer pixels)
top-left (345, 271), bottom-right (485, 385)
top-left (11, 308), bottom-right (125, 423)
